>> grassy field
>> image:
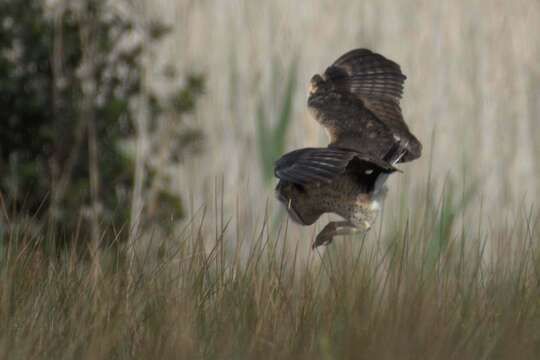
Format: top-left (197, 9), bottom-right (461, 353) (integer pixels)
top-left (2, 0), bottom-right (540, 358)
top-left (2, 192), bottom-right (540, 359)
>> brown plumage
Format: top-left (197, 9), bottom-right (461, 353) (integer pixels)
top-left (274, 49), bottom-right (422, 248)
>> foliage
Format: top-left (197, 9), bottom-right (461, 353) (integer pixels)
top-left (255, 59), bottom-right (298, 185)
top-left (0, 0), bottom-right (204, 242)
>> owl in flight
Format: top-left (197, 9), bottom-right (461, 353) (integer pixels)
top-left (274, 49), bottom-right (422, 248)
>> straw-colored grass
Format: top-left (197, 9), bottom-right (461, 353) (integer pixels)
top-left (1, 189), bottom-right (540, 359)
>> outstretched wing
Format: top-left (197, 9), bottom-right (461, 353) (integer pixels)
top-left (274, 147), bottom-right (395, 186)
top-left (308, 49), bottom-right (422, 162)
top-left (327, 49), bottom-right (406, 131)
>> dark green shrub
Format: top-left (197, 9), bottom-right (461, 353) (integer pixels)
top-left (0, 0), bottom-right (204, 243)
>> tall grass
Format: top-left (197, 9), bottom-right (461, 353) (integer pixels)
top-left (1, 184), bottom-right (540, 359)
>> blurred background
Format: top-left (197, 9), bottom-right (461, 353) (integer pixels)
top-left (1, 0), bottom-right (540, 250)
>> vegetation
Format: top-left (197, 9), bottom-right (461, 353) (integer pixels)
top-left (1, 0), bottom-right (540, 359)
top-left (255, 59), bottom-right (298, 185)
top-left (0, 0), bottom-right (203, 244)
top-left (1, 185), bottom-right (540, 359)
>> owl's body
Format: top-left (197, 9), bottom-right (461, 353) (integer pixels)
top-left (276, 172), bottom-right (385, 230)
top-left (274, 49), bottom-right (422, 248)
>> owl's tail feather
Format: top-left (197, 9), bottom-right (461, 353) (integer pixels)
top-left (372, 143), bottom-right (406, 195)
top-left (383, 142), bottom-right (407, 165)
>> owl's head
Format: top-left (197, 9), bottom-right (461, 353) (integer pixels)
top-left (275, 181), bottom-right (303, 224)
top-left (275, 180), bottom-right (319, 225)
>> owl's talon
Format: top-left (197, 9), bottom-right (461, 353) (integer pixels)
top-left (312, 232), bottom-right (333, 249)
top-left (312, 222), bottom-right (339, 249)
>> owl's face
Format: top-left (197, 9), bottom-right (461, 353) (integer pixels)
top-left (275, 181), bottom-right (306, 225)
top-left (275, 181), bottom-right (322, 226)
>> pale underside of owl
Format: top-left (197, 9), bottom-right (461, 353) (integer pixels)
top-left (274, 48), bottom-right (422, 249)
